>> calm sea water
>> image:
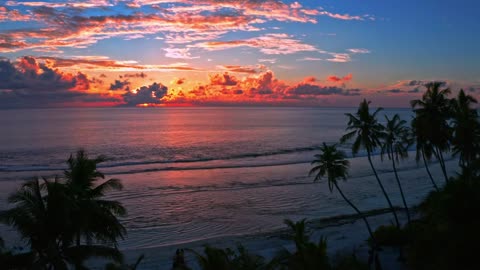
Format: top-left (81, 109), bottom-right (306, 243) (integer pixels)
top-left (0, 107), bottom-right (448, 250)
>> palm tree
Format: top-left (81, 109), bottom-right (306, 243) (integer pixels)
top-left (381, 114), bottom-right (413, 223)
top-left (0, 177), bottom-right (123, 269)
top-left (450, 89), bottom-right (479, 167)
top-left (411, 115), bottom-right (440, 191)
top-left (340, 99), bottom-right (400, 228)
top-left (189, 245), bottom-right (267, 270)
top-left (189, 246), bottom-right (232, 270)
top-left (283, 219), bottom-right (310, 252)
top-left (106, 254), bottom-right (145, 270)
top-left (310, 142), bottom-right (376, 243)
top-left (274, 219), bottom-right (330, 270)
top-left (411, 82), bottom-right (452, 182)
top-left (64, 150), bottom-right (126, 247)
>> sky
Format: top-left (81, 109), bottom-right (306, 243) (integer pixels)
top-left (0, 0), bottom-right (479, 108)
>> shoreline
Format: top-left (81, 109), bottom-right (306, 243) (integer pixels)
top-left (90, 207), bottom-right (411, 270)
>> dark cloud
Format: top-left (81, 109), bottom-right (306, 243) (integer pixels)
top-left (122, 82), bottom-right (168, 106)
top-left (408, 88), bottom-right (420, 93)
top-left (123, 72), bottom-right (147, 78)
top-left (189, 85), bottom-right (206, 96)
top-left (406, 80), bottom-right (446, 87)
top-left (385, 89), bottom-right (402, 93)
top-left (344, 89), bottom-right (361, 96)
top-left (174, 78), bottom-right (186, 85)
top-left (209, 72), bottom-right (238, 86)
top-left (221, 65), bottom-right (258, 74)
top-left (89, 77), bottom-right (104, 85)
top-left (287, 84), bottom-right (358, 96)
top-left (0, 56), bottom-right (112, 108)
top-left (468, 87), bottom-right (479, 93)
top-left (250, 87), bottom-right (273, 95)
top-left (109, 79), bottom-right (130, 90)
top-left (406, 80), bottom-right (424, 86)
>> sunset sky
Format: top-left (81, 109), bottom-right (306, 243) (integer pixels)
top-left (0, 0), bottom-right (479, 108)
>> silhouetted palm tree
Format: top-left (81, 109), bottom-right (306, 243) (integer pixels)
top-left (310, 142), bottom-right (376, 242)
top-left (381, 114), bottom-right (413, 223)
top-left (411, 115), bottom-right (439, 191)
top-left (64, 150), bottom-right (126, 247)
top-left (189, 246), bottom-right (232, 270)
top-left (0, 177), bottom-right (123, 269)
top-left (283, 219), bottom-right (310, 252)
top-left (340, 99), bottom-right (400, 228)
top-left (450, 89), bottom-right (479, 167)
top-left (189, 245), bottom-right (267, 270)
top-left (411, 82), bottom-right (452, 182)
top-left (275, 219), bottom-right (330, 270)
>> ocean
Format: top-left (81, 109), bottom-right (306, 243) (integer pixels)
top-left (0, 107), bottom-right (452, 251)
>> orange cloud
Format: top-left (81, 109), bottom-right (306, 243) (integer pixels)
top-left (209, 73), bottom-right (238, 86)
top-left (160, 70), bottom-right (362, 106)
top-left (327, 73), bottom-right (353, 83)
top-left (172, 77), bottom-right (186, 85)
top-left (303, 76), bottom-right (317, 83)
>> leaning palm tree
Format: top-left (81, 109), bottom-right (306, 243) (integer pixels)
top-left (411, 82), bottom-right (452, 182)
top-left (310, 142), bottom-right (377, 243)
top-left (64, 150), bottom-right (126, 247)
top-left (450, 89), bottom-right (479, 167)
top-left (340, 99), bottom-right (400, 228)
top-left (381, 114), bottom-right (413, 223)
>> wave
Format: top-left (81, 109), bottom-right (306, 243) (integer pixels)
top-left (0, 145), bottom-right (325, 173)
top-left (0, 146), bottom-right (456, 176)
top-left (113, 178), bottom-right (314, 201)
top-left (110, 159), bottom-right (453, 201)
top-left (119, 207), bottom-right (408, 250)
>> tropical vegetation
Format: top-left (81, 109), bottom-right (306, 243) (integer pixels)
top-left (0, 151), bottom-right (125, 269)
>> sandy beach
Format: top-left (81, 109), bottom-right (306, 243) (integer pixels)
top-left (90, 209), bottom-right (410, 269)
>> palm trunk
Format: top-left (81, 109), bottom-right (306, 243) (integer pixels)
top-left (334, 182), bottom-right (376, 242)
top-left (422, 149), bottom-right (439, 191)
top-left (391, 151), bottom-right (411, 223)
top-left (367, 151), bottom-right (400, 228)
top-left (434, 147), bottom-right (449, 183)
top-left (438, 148), bottom-right (449, 182)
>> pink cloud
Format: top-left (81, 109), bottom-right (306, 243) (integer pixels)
top-left (348, 48), bottom-right (371, 54)
top-left (218, 65), bottom-right (265, 74)
top-left (0, 6), bottom-right (30, 21)
top-left (192, 33), bottom-right (317, 55)
top-left (164, 48), bottom-right (199, 59)
top-left (326, 53), bottom-right (351, 63)
top-left (35, 56), bottom-right (201, 72)
top-left (1, 0), bottom-right (371, 53)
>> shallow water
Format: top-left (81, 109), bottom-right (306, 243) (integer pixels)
top-left (0, 107), bottom-right (452, 249)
